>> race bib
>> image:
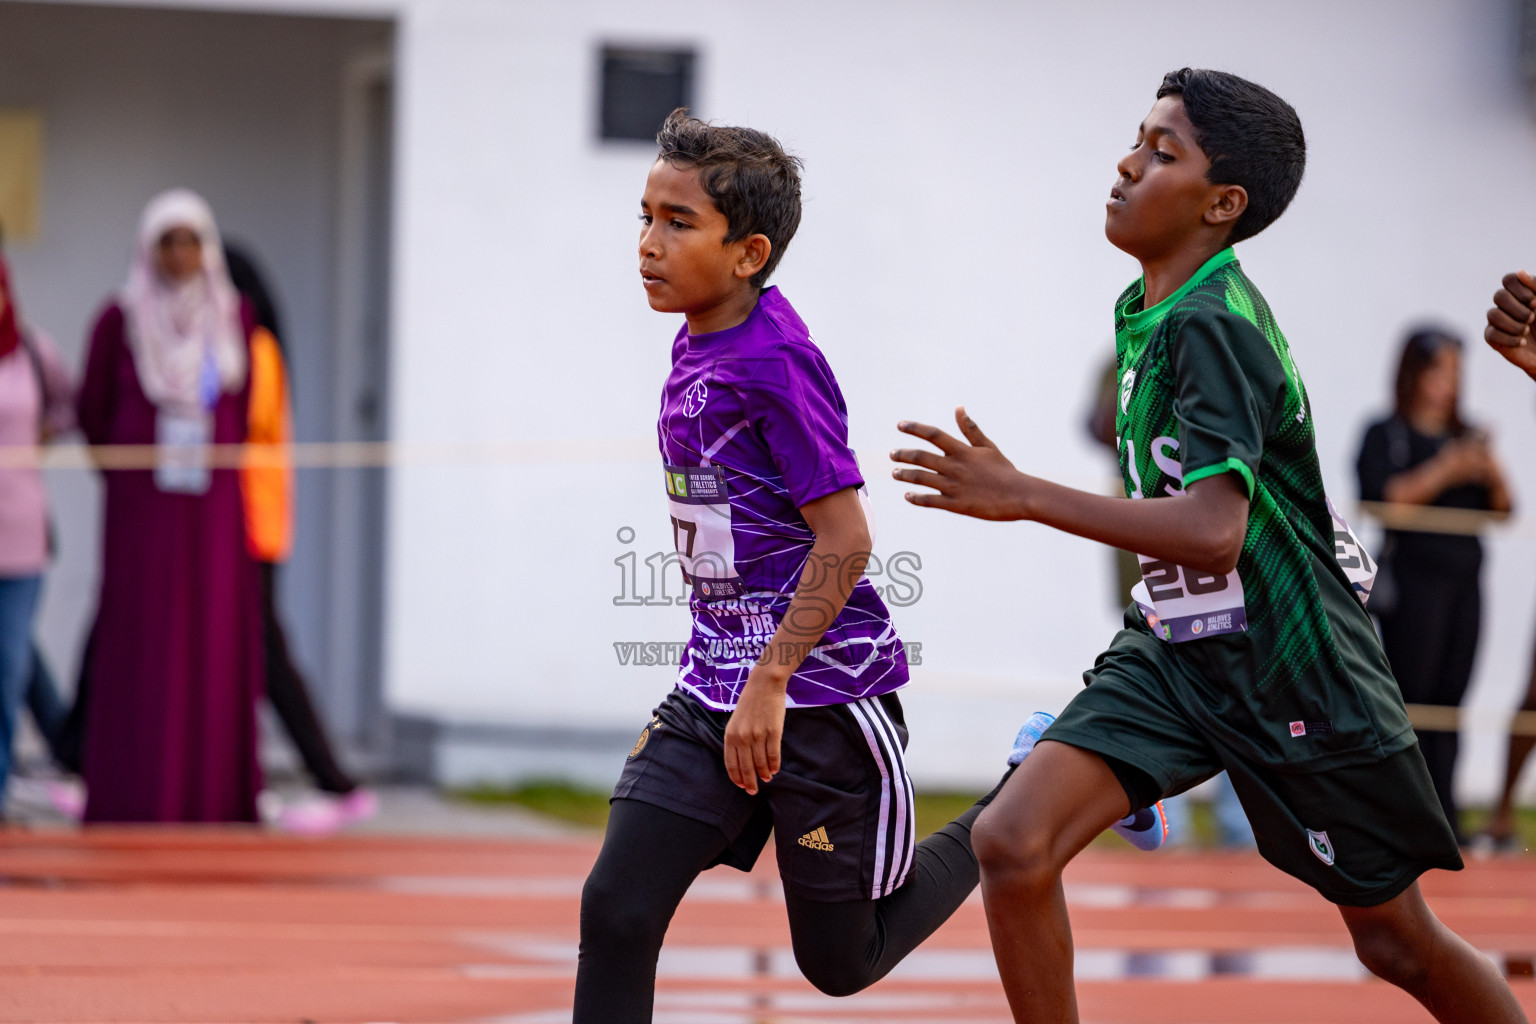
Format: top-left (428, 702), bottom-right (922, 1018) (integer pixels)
top-left (664, 464), bottom-right (742, 600)
top-left (1326, 495), bottom-right (1376, 607)
top-left (155, 411), bottom-right (212, 495)
top-left (1131, 557), bottom-right (1247, 643)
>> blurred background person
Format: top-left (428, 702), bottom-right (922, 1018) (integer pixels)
top-left (76, 189), bottom-right (263, 823)
top-left (1357, 326), bottom-right (1513, 845)
top-left (0, 244), bottom-right (75, 819)
top-left (226, 244), bottom-right (376, 833)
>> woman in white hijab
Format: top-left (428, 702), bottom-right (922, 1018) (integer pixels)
top-left (75, 189), bottom-right (264, 823)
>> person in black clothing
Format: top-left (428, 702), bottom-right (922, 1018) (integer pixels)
top-left (225, 244), bottom-right (374, 825)
top-left (1357, 327), bottom-right (1513, 844)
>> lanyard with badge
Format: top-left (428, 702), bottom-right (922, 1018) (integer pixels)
top-left (154, 350), bottom-right (219, 495)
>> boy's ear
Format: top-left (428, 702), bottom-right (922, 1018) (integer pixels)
top-left (733, 233), bottom-right (772, 281)
top-left (1205, 184), bottom-right (1248, 231)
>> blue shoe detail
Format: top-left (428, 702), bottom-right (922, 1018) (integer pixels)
top-left (1007, 712), bottom-right (1056, 766)
top-left (1111, 800), bottom-right (1169, 852)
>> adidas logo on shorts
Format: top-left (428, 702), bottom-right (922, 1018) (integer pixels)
top-left (798, 826), bottom-right (834, 852)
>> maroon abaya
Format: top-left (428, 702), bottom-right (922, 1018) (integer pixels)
top-left (76, 302), bottom-right (263, 823)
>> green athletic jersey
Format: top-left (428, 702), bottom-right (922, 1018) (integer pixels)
top-left (1112, 248), bottom-right (1414, 769)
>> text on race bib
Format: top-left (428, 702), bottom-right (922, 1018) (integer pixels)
top-left (664, 463), bottom-right (743, 600)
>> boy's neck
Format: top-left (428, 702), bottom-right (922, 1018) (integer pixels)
top-left (685, 286), bottom-right (763, 336)
top-left (1140, 241), bottom-right (1230, 309)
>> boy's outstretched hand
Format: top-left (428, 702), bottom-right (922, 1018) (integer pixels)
top-left (891, 407), bottom-right (1028, 521)
top-left (1486, 270), bottom-right (1536, 381)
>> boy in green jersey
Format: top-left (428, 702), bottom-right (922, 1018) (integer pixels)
top-left (893, 69), bottom-right (1528, 1023)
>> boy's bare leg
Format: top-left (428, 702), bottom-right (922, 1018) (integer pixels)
top-left (971, 740), bottom-right (1134, 1024)
top-left (1340, 882), bottom-right (1528, 1023)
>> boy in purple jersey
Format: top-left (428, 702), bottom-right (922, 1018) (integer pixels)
top-left (657, 284), bottom-right (907, 711)
top-left (574, 110), bottom-right (1163, 1022)
top-left (575, 110), bottom-right (1163, 1021)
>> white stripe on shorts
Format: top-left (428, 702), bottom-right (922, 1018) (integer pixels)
top-left (866, 697), bottom-right (915, 892)
top-left (848, 697), bottom-right (915, 898)
top-left (873, 699), bottom-right (917, 890)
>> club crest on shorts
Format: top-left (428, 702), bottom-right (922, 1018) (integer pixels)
top-left (1306, 828), bottom-right (1336, 866)
top-left (629, 717), bottom-right (660, 759)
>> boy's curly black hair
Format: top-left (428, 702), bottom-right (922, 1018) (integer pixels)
top-left (655, 109), bottom-right (803, 289)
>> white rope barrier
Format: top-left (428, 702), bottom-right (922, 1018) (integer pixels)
top-left (4, 442), bottom-right (1532, 539)
top-left (4, 443), bottom-right (1527, 735)
top-left (1356, 500), bottom-right (1522, 538)
top-left (0, 438), bottom-right (658, 471)
top-left (1406, 704), bottom-right (1536, 738)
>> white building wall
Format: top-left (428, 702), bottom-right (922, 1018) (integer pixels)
top-left (383, 0), bottom-right (1536, 797)
top-left (21, 0), bottom-right (1536, 798)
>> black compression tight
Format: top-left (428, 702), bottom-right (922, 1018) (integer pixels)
top-left (573, 797), bottom-right (986, 1023)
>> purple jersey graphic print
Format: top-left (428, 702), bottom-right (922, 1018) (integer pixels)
top-left (657, 287), bottom-right (908, 710)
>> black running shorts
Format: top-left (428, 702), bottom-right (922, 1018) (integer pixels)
top-left (613, 688), bottom-right (917, 902)
top-left (1047, 627), bottom-right (1463, 908)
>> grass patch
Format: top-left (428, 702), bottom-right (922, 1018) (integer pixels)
top-left (454, 781), bottom-right (1536, 856)
top-left (454, 780), bottom-right (612, 829)
top-left (452, 782), bottom-right (991, 838)
top-left (1460, 807), bottom-right (1536, 853)
top-left (912, 792), bottom-right (982, 840)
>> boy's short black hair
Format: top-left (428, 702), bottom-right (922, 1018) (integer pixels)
top-left (1156, 69), bottom-right (1306, 245)
top-left (655, 108), bottom-right (803, 289)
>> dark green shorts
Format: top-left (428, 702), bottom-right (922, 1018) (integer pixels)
top-left (1048, 627), bottom-right (1463, 908)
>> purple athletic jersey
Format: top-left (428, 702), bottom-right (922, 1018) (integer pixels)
top-left (657, 287), bottom-right (908, 710)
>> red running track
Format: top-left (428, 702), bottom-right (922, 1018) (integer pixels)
top-left (0, 828), bottom-right (1532, 1022)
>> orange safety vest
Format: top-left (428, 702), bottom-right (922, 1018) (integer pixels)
top-left (240, 326), bottom-right (293, 562)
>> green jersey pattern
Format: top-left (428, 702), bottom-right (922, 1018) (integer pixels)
top-left (1112, 248), bottom-right (1413, 767)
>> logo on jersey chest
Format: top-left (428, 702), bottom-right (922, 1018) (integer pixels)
top-left (682, 379), bottom-right (709, 418)
top-left (1119, 368), bottom-right (1137, 414)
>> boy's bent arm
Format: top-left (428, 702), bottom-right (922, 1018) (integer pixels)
top-left (723, 486), bottom-right (872, 794)
top-left (892, 407), bottom-right (1249, 576)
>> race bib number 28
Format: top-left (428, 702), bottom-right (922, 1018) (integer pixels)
top-left (664, 464), bottom-right (743, 600)
top-left (1132, 558), bottom-right (1247, 643)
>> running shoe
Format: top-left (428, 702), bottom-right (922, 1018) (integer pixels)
top-left (1111, 801), bottom-right (1169, 852)
top-left (1006, 711), bottom-right (1171, 852)
top-left (277, 788), bottom-right (380, 836)
top-left (1007, 711), bottom-right (1056, 765)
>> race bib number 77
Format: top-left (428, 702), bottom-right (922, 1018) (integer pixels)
top-left (664, 464), bottom-right (743, 600)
